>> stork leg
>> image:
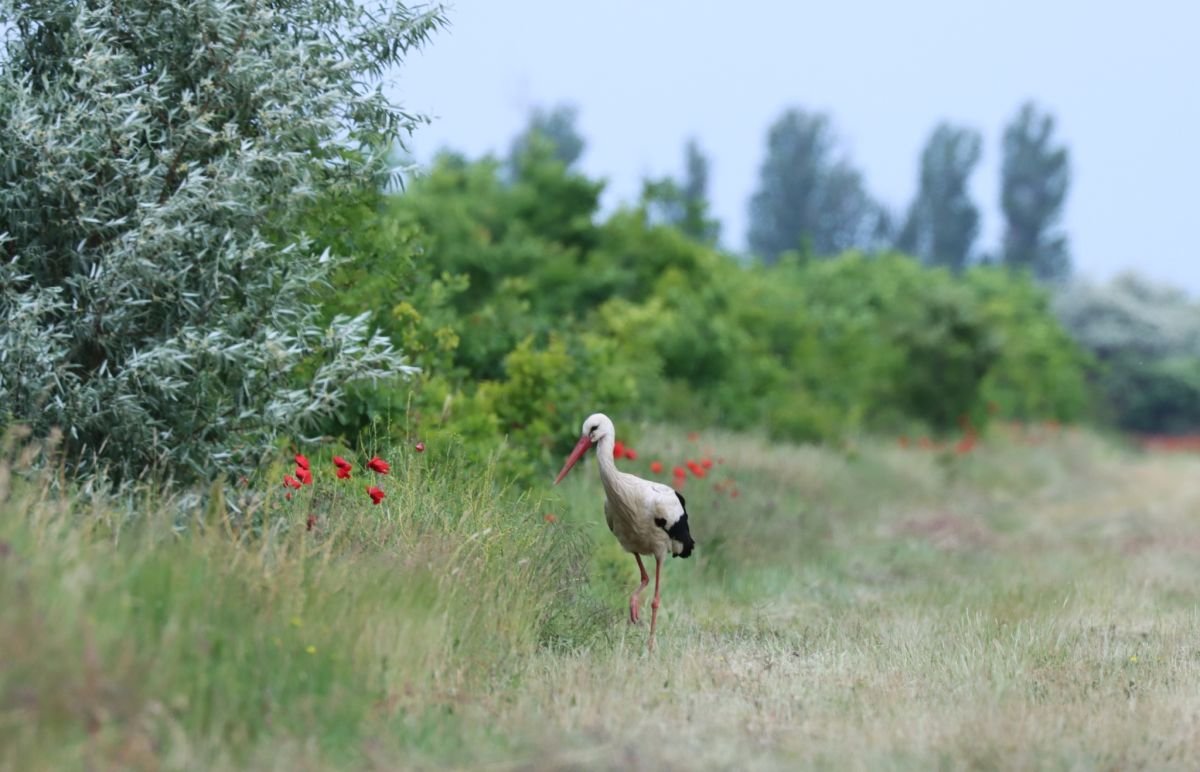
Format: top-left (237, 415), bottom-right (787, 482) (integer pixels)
top-left (629, 554), bottom-right (650, 624)
top-left (648, 556), bottom-right (663, 652)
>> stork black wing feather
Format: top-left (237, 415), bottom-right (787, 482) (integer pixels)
top-left (659, 491), bottom-right (694, 558)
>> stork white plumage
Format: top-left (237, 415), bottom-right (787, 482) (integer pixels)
top-left (554, 413), bottom-right (695, 651)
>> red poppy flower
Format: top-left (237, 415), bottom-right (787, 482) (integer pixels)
top-left (686, 460), bottom-right (705, 478)
top-left (285, 492), bottom-right (293, 501)
top-left (283, 474), bottom-right (302, 489)
top-left (701, 457), bottom-right (713, 469)
top-left (672, 466), bottom-right (686, 478)
top-left (306, 514), bottom-right (317, 532)
top-left (729, 488), bottom-right (740, 499)
top-left (333, 456), bottom-right (351, 470)
top-left (415, 441), bottom-right (425, 453)
top-left (295, 467), bottom-right (313, 486)
top-left (955, 434), bottom-right (977, 455)
top-left (613, 440), bottom-right (625, 459)
top-left (650, 461), bottom-right (664, 474)
top-left (366, 456), bottom-right (390, 474)
top-left (366, 485), bottom-right (385, 505)
top-left (335, 465), bottom-right (351, 480)
top-left (544, 513), bottom-right (557, 523)
top-left (624, 448), bottom-right (638, 461)
top-left (294, 453), bottom-right (310, 471)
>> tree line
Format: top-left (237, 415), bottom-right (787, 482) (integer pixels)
top-left (517, 102), bottom-right (1071, 283)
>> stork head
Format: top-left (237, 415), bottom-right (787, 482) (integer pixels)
top-left (553, 413), bottom-right (613, 485)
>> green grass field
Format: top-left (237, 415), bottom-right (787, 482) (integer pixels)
top-left (3, 425), bottom-right (1200, 770)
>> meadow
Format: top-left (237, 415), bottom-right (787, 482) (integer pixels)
top-left (3, 424), bottom-right (1199, 770)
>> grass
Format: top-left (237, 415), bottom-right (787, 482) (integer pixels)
top-left (4, 424), bottom-right (1200, 769)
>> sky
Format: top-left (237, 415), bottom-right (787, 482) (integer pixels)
top-left (394, 0), bottom-right (1200, 292)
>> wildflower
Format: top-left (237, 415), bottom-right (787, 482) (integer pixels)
top-left (686, 460), bottom-right (706, 478)
top-left (296, 467), bottom-right (313, 485)
top-left (898, 436), bottom-right (910, 449)
top-left (306, 514), bottom-right (317, 532)
top-left (650, 461), bottom-right (664, 474)
top-left (294, 453), bottom-right (310, 471)
top-left (625, 448), bottom-right (638, 460)
top-left (333, 455), bottom-right (351, 469)
top-left (415, 441), bottom-right (425, 453)
top-left (544, 513), bottom-right (557, 523)
top-left (955, 434), bottom-right (977, 455)
top-left (672, 466), bottom-right (686, 479)
top-left (283, 474), bottom-right (302, 489)
top-left (613, 440), bottom-right (625, 459)
top-left (366, 485), bottom-right (385, 505)
top-left (730, 488), bottom-right (740, 499)
top-left (335, 465), bottom-right (351, 480)
top-left (285, 492), bottom-right (293, 501)
top-left (701, 457), bottom-right (713, 469)
top-left (366, 456), bottom-right (390, 474)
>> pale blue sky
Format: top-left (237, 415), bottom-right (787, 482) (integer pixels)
top-left (396, 0), bottom-right (1199, 291)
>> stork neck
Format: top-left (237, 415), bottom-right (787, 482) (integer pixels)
top-left (594, 434), bottom-right (619, 487)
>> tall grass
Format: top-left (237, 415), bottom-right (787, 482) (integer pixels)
top-left (5, 424), bottom-right (1200, 769)
top-left (0, 441), bottom-right (596, 769)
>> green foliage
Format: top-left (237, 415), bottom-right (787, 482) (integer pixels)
top-left (1001, 101), bottom-right (1071, 282)
top-left (311, 145), bottom-right (1086, 468)
top-left (0, 0), bottom-right (442, 484)
top-left (968, 268), bottom-right (1090, 421)
top-left (508, 103), bottom-right (586, 172)
top-left (1101, 355), bottom-right (1200, 434)
top-left (642, 138), bottom-right (720, 245)
top-left (1056, 274), bottom-right (1200, 433)
top-left (897, 123), bottom-right (983, 271)
top-left (747, 107), bottom-right (890, 263)
top-left (311, 149), bottom-right (644, 479)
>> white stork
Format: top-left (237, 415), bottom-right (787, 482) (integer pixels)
top-left (554, 413), bottom-right (695, 651)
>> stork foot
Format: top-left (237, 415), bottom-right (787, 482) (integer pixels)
top-left (629, 596), bottom-right (641, 624)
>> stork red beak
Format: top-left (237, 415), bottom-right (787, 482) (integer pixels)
top-left (554, 435), bottom-right (592, 485)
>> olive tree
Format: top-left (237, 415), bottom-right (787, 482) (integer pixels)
top-left (0, 0), bottom-right (444, 483)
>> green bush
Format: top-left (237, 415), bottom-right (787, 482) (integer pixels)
top-left (309, 147), bottom-right (1089, 470)
top-left (1055, 274), bottom-right (1200, 433)
top-left (0, 0), bottom-right (442, 485)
